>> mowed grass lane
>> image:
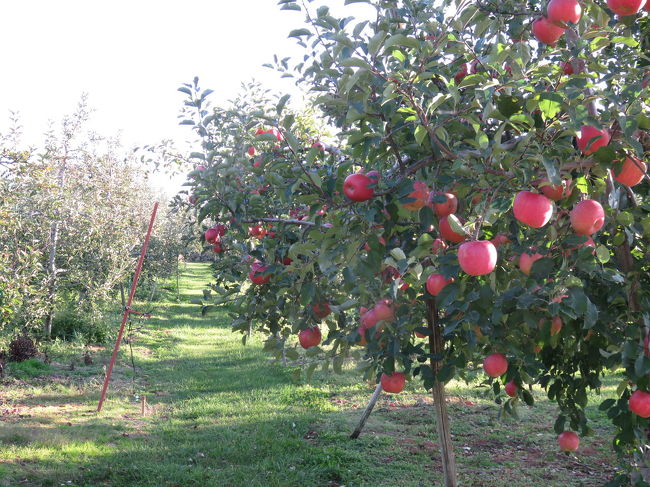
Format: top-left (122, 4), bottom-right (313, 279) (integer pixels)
top-left (0, 263), bottom-right (620, 486)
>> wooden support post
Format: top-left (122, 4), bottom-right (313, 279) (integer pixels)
top-left (427, 298), bottom-right (457, 487)
top-left (350, 382), bottom-right (382, 439)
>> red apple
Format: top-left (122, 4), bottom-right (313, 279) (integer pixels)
top-left (431, 192), bottom-right (459, 217)
top-left (551, 316), bottom-right (563, 336)
top-left (561, 61), bottom-right (574, 75)
top-left (204, 228), bottom-right (220, 243)
top-left (356, 326), bottom-right (368, 346)
top-left (366, 170), bottom-right (381, 187)
top-left (426, 274), bottom-right (454, 296)
top-left (483, 353), bottom-right (508, 377)
top-left (360, 308), bottom-right (379, 329)
top-left (576, 125), bottom-right (610, 155)
top-left (532, 17), bottom-right (566, 45)
top-left (519, 251), bottom-right (544, 275)
top-left (439, 215), bottom-right (467, 243)
top-left (613, 156), bottom-right (647, 187)
top-left (344, 173), bottom-right (375, 202)
top-left (458, 240), bottom-right (497, 276)
top-left (188, 194), bottom-right (198, 205)
top-left (374, 300), bottom-right (395, 323)
top-left (454, 63), bottom-right (469, 84)
top-left (381, 372), bottom-right (406, 394)
top-left (505, 381), bottom-right (518, 397)
top-left (255, 127), bottom-right (283, 142)
top-left (570, 199), bottom-right (605, 235)
top-left (645, 0), bottom-right (650, 11)
top-left (607, 0), bottom-right (644, 15)
top-left (513, 191), bottom-right (553, 228)
top-left (402, 181), bottom-right (429, 211)
top-left (213, 224), bottom-right (227, 236)
top-left (299, 326), bottom-right (322, 349)
top-left (432, 238), bottom-right (448, 254)
top-left (558, 431), bottom-right (580, 452)
top-left (281, 257), bottom-right (293, 265)
top-left (538, 178), bottom-right (572, 201)
top-left (629, 390), bottom-right (650, 417)
top-left (249, 262), bottom-right (271, 285)
top-left (212, 242), bottom-right (224, 254)
top-left (490, 234), bottom-right (511, 248)
top-left (249, 225), bottom-right (267, 238)
top-left (247, 146), bottom-right (256, 157)
top-left (547, 0), bottom-right (582, 25)
top-left (312, 302), bottom-right (331, 319)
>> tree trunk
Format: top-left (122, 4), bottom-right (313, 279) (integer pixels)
top-left (426, 298), bottom-right (457, 487)
top-left (43, 220), bottom-right (60, 338)
top-left (350, 382), bottom-right (382, 439)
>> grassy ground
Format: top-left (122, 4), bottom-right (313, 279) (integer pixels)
top-left (0, 263), bottom-right (623, 487)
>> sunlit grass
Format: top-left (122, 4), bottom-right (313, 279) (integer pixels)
top-left (0, 262), bottom-right (623, 487)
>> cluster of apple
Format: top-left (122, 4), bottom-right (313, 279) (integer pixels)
top-left (246, 127), bottom-right (284, 158)
top-left (533, 0), bottom-right (649, 46)
top-left (204, 224), bottom-right (228, 254)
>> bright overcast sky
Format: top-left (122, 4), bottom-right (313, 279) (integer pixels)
top-left (0, 1), bottom-right (372, 192)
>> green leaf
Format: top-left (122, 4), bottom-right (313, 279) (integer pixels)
top-left (538, 93), bottom-right (563, 120)
top-left (288, 29), bottom-right (311, 38)
top-left (368, 30), bottom-right (388, 57)
top-left (522, 389), bottom-right (534, 406)
top-left (414, 125), bottom-right (427, 146)
top-left (276, 94), bottom-right (291, 115)
top-left (384, 34), bottom-right (419, 51)
top-left (554, 415), bottom-right (566, 434)
top-left (596, 245), bottom-right (610, 263)
top-left (541, 158), bottom-right (561, 186)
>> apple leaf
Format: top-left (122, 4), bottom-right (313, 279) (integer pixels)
top-left (538, 93), bottom-right (564, 121)
top-left (414, 125), bottom-right (427, 146)
top-left (541, 157), bottom-right (561, 186)
top-left (554, 415), bottom-right (566, 435)
top-left (447, 214), bottom-right (468, 236)
top-left (288, 29), bottom-right (311, 38)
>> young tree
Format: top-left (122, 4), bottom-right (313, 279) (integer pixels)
top-left (182, 1), bottom-right (650, 484)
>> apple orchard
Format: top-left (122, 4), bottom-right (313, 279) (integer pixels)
top-left (179, 0), bottom-right (650, 485)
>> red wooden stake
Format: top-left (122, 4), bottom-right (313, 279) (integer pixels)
top-left (97, 202), bottom-right (159, 413)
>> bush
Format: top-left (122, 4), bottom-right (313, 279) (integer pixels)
top-left (51, 311), bottom-right (110, 344)
top-left (8, 336), bottom-right (38, 362)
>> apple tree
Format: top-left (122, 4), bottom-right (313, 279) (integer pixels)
top-left (181, 0), bottom-right (650, 484)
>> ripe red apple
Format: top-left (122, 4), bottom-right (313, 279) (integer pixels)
top-left (532, 17), bottom-right (566, 45)
top-left (356, 326), bottom-right (368, 346)
top-left (570, 199), bottom-right (605, 235)
top-left (454, 63), bottom-right (469, 84)
top-left (249, 262), bottom-right (271, 285)
top-left (645, 0), bottom-right (650, 11)
top-left (281, 257), bottom-right (293, 265)
top-left (204, 227), bottom-right (220, 243)
top-left (188, 194), bottom-right (198, 205)
top-left (402, 181), bottom-right (429, 211)
top-left (213, 224), bottom-right (227, 236)
top-left (312, 302), bottom-right (331, 319)
top-left (432, 238), bottom-right (448, 254)
top-left (483, 353), bottom-right (508, 377)
top-left (426, 274), bottom-right (454, 296)
top-left (439, 215), bottom-right (467, 243)
top-left (490, 234), bottom-right (511, 248)
top-left (551, 316), bottom-right (563, 336)
top-left (519, 251), bottom-right (544, 275)
top-left (298, 326), bottom-right (322, 349)
top-left (538, 178), bottom-right (572, 201)
top-left (381, 372), bottom-right (406, 394)
top-left (547, 0), bottom-right (582, 25)
top-left (374, 300), bottom-right (395, 322)
top-left (344, 173), bottom-right (375, 202)
top-left (255, 127), bottom-right (283, 142)
top-left (561, 61), bottom-right (574, 75)
top-left (558, 431), bottom-right (580, 452)
top-left (607, 0), bottom-right (644, 15)
top-left (366, 170), bottom-right (381, 186)
top-left (629, 390), bottom-right (650, 417)
top-left (249, 225), bottom-right (267, 238)
top-left (212, 242), bottom-right (224, 254)
top-left (431, 192), bottom-right (459, 217)
top-left (613, 156), bottom-right (647, 187)
top-left (247, 146), bottom-right (256, 157)
top-left (513, 191), bottom-right (554, 228)
top-left (458, 240), bottom-right (497, 276)
top-left (576, 125), bottom-right (610, 155)
top-left (360, 308), bottom-right (379, 329)
top-left (505, 381), bottom-right (518, 397)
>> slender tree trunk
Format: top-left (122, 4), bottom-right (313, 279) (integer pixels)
top-left (43, 220), bottom-right (60, 338)
top-left (350, 382), bottom-right (382, 439)
top-left (426, 298), bottom-right (457, 487)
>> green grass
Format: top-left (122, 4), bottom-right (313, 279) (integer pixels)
top-left (0, 263), bottom-right (622, 486)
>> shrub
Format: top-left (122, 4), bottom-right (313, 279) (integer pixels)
top-left (51, 311), bottom-right (110, 344)
top-left (8, 336), bottom-right (38, 362)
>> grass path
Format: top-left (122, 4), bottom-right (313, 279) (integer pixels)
top-left (0, 263), bottom-right (621, 486)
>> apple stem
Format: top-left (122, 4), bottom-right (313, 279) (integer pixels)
top-left (426, 298), bottom-right (458, 487)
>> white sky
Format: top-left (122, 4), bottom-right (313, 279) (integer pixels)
top-left (0, 0), bottom-right (373, 194)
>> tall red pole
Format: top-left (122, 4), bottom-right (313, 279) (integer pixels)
top-left (97, 202), bottom-right (159, 412)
